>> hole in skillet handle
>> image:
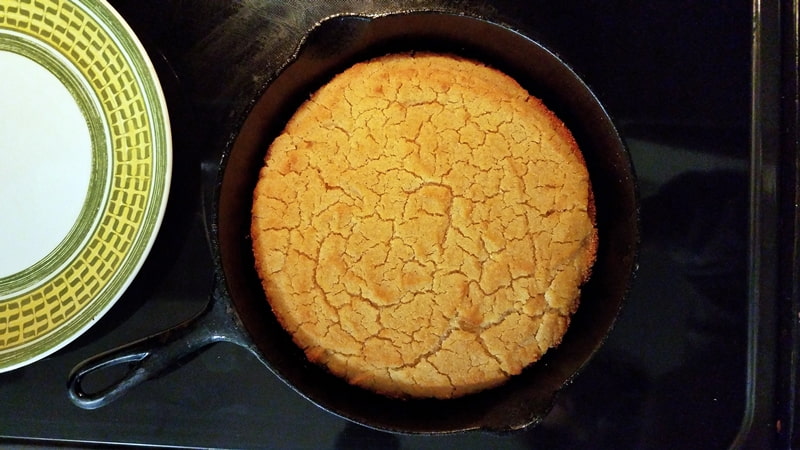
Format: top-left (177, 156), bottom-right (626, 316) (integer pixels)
top-left (68, 350), bottom-right (150, 410)
top-left (219, 11), bottom-right (639, 434)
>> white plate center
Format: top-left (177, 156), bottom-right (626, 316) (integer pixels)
top-left (0, 50), bottom-right (92, 277)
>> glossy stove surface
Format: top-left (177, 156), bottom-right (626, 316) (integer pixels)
top-left (1, 0), bottom-right (792, 448)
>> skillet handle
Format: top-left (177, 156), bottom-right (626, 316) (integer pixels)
top-left (67, 279), bottom-right (248, 410)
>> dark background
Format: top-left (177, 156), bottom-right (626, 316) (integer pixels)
top-left (2, 0), bottom-right (792, 448)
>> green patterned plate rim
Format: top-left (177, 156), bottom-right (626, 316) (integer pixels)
top-left (0, 0), bottom-right (171, 371)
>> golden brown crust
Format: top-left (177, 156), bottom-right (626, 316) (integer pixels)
top-left (251, 52), bottom-right (597, 398)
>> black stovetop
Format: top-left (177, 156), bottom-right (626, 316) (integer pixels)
top-left (2, 0), bottom-right (797, 448)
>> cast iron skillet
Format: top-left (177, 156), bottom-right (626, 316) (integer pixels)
top-left (68, 11), bottom-right (639, 434)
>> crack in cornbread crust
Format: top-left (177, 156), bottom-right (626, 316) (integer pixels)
top-left (251, 52), bottom-right (598, 399)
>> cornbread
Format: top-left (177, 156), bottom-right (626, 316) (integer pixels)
top-left (251, 52), bottom-right (597, 398)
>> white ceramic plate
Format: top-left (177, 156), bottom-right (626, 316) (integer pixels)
top-left (0, 0), bottom-right (171, 371)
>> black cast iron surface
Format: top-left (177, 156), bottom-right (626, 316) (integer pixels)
top-left (0, 0), bottom-right (794, 448)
